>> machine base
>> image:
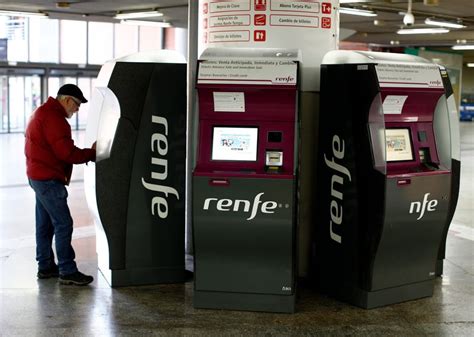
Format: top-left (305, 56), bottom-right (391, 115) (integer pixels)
top-left (335, 280), bottom-right (435, 309)
top-left (194, 291), bottom-right (295, 313)
top-left (100, 267), bottom-right (188, 287)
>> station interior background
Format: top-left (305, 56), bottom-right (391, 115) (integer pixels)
top-left (0, 1), bottom-right (473, 335)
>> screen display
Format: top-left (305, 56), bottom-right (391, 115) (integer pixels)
top-left (385, 128), bottom-right (414, 162)
top-left (212, 127), bottom-right (258, 161)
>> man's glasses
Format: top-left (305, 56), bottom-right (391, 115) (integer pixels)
top-left (70, 97), bottom-right (81, 108)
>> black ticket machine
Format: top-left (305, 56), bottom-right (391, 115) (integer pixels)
top-left (314, 51), bottom-right (460, 308)
top-left (84, 51), bottom-right (187, 286)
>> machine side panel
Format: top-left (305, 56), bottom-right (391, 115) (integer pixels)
top-left (96, 119), bottom-right (136, 269)
top-left (126, 63), bottom-right (186, 270)
top-left (315, 64), bottom-right (383, 293)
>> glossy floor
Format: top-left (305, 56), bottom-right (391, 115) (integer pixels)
top-left (0, 126), bottom-right (473, 336)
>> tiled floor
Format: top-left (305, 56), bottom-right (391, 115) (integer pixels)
top-left (0, 125), bottom-right (473, 336)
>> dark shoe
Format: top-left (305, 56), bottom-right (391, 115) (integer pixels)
top-left (37, 265), bottom-right (59, 279)
top-left (59, 271), bottom-right (93, 286)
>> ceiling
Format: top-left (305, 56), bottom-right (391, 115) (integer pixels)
top-left (0, 1), bottom-right (472, 62)
top-left (338, 0), bottom-right (474, 63)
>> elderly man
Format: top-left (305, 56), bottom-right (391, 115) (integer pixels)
top-left (25, 84), bottom-right (96, 286)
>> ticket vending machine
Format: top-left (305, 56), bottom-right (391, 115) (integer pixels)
top-left (193, 48), bottom-right (299, 313)
top-left (84, 51), bottom-right (187, 286)
top-left (314, 51), bottom-right (459, 308)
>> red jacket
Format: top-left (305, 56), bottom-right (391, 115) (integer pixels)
top-left (25, 97), bottom-right (95, 185)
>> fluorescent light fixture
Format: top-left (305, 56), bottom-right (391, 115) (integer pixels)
top-left (0, 10), bottom-right (48, 18)
top-left (466, 63), bottom-right (474, 68)
top-left (339, 7), bottom-right (377, 17)
top-left (114, 10), bottom-right (163, 20)
top-left (425, 18), bottom-right (466, 29)
top-left (120, 20), bottom-right (171, 28)
top-left (397, 27), bottom-right (449, 34)
top-left (452, 44), bottom-right (474, 50)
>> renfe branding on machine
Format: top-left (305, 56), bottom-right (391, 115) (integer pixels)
top-left (202, 192), bottom-right (279, 221)
top-left (324, 135), bottom-right (352, 244)
top-left (409, 193), bottom-right (438, 220)
top-left (141, 115), bottom-right (180, 219)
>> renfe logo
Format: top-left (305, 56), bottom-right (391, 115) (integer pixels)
top-left (141, 115), bottom-right (180, 219)
top-left (409, 193), bottom-right (438, 220)
top-left (324, 135), bottom-right (352, 244)
top-left (274, 75), bottom-right (295, 83)
top-left (203, 192), bottom-right (279, 220)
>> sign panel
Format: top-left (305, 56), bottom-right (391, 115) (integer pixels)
top-left (199, 0), bottom-right (338, 91)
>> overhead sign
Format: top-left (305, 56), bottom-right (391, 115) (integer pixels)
top-left (198, 0), bottom-right (338, 91)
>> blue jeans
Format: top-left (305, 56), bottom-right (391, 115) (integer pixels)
top-left (29, 179), bottom-right (78, 275)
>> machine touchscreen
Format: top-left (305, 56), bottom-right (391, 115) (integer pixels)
top-left (386, 128), bottom-right (414, 162)
top-left (211, 126), bottom-right (258, 161)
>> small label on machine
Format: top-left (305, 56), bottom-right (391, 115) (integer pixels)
top-left (213, 92), bottom-right (245, 112)
top-left (383, 95), bottom-right (408, 115)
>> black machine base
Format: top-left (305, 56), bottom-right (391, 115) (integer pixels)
top-left (194, 291), bottom-right (295, 313)
top-left (333, 280), bottom-right (435, 309)
top-left (100, 267), bottom-right (187, 287)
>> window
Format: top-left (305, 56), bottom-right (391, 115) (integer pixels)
top-left (29, 18), bottom-right (59, 63)
top-left (114, 24), bottom-right (138, 59)
top-left (139, 26), bottom-right (163, 52)
top-left (60, 20), bottom-right (87, 64)
top-left (0, 16), bottom-right (29, 62)
top-left (88, 22), bottom-right (113, 65)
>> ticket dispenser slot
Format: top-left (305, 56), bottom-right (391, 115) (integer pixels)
top-left (193, 48), bottom-right (300, 313)
top-left (315, 50), bottom-right (456, 309)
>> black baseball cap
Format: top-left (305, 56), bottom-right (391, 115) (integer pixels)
top-left (57, 84), bottom-right (88, 103)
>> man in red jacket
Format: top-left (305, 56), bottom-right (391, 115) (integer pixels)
top-left (25, 84), bottom-right (96, 286)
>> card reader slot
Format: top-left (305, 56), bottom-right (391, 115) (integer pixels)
top-left (208, 179), bottom-right (230, 186)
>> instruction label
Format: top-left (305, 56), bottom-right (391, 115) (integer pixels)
top-left (383, 95), bottom-right (408, 115)
top-left (213, 92), bottom-right (245, 112)
top-left (376, 63), bottom-right (443, 89)
top-left (198, 59), bottom-right (297, 85)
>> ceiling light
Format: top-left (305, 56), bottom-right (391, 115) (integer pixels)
top-left (0, 10), bottom-right (48, 18)
top-left (425, 18), bottom-right (466, 29)
top-left (56, 2), bottom-right (70, 8)
top-left (466, 63), bottom-right (474, 68)
top-left (339, 7), bottom-right (377, 17)
top-left (452, 44), bottom-right (474, 50)
top-left (114, 10), bottom-right (163, 20)
top-left (120, 20), bottom-right (171, 28)
top-left (397, 28), bottom-right (449, 34)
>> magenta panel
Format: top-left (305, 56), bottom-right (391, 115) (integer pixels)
top-left (195, 84), bottom-right (297, 177)
top-left (381, 88), bottom-right (444, 123)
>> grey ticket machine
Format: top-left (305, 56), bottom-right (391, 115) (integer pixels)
top-left (84, 51), bottom-right (187, 286)
top-left (192, 48), bottom-right (300, 313)
top-left (314, 51), bottom-right (460, 308)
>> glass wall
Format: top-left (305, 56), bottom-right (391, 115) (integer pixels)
top-left (0, 75), bottom-right (41, 134)
top-left (0, 76), bottom-right (7, 133)
top-left (0, 14), bottom-right (182, 133)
